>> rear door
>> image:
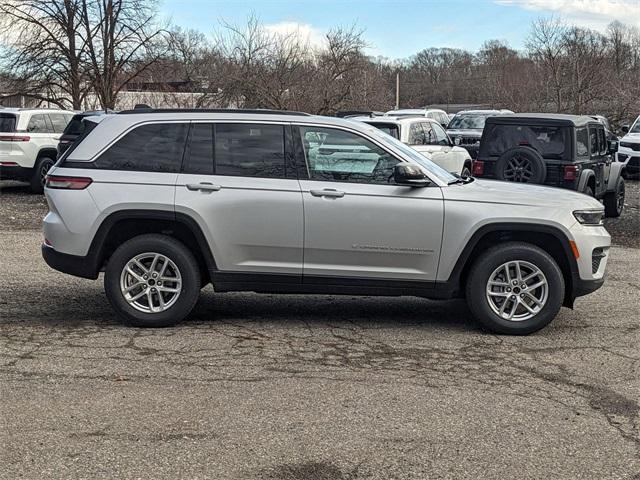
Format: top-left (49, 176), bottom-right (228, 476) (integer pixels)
top-left (175, 122), bottom-right (304, 278)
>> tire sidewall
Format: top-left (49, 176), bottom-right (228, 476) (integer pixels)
top-left (31, 156), bottom-right (55, 193)
top-left (496, 147), bottom-right (546, 184)
top-left (466, 243), bottom-right (565, 335)
top-left (104, 235), bottom-right (201, 327)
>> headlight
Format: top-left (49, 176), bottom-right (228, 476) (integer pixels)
top-left (573, 209), bottom-right (604, 225)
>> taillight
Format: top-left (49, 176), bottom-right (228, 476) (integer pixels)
top-left (472, 160), bottom-right (485, 176)
top-left (564, 165), bottom-right (579, 181)
top-left (45, 175), bottom-right (92, 190)
top-left (0, 135), bottom-right (30, 142)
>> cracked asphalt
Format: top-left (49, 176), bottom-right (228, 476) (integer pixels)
top-left (1, 180), bottom-right (639, 479)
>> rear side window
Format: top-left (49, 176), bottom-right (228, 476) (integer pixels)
top-left (215, 123), bottom-right (285, 178)
top-left (0, 114), bottom-right (16, 132)
top-left (576, 127), bottom-right (589, 157)
top-left (26, 114), bottom-right (53, 133)
top-left (95, 123), bottom-right (188, 173)
top-left (185, 123), bottom-right (214, 175)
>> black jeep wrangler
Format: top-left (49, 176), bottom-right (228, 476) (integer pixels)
top-left (474, 113), bottom-right (626, 217)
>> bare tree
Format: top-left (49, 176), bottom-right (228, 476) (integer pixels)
top-left (80, 0), bottom-right (167, 109)
top-left (0, 0), bottom-right (87, 108)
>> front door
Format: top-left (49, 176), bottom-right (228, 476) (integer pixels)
top-left (296, 124), bottom-right (444, 283)
top-left (175, 122), bottom-right (304, 278)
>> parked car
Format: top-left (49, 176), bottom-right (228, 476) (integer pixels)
top-left (619, 115), bottom-right (640, 179)
top-left (335, 110), bottom-right (384, 119)
top-left (474, 113), bottom-right (626, 217)
top-left (352, 115), bottom-right (472, 176)
top-left (447, 109), bottom-right (514, 159)
top-left (385, 108), bottom-right (451, 128)
top-left (57, 110), bottom-right (114, 156)
top-left (0, 108), bottom-right (74, 192)
top-left (43, 109), bottom-right (611, 334)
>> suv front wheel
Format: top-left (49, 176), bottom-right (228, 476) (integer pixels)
top-left (104, 234), bottom-right (201, 327)
top-left (466, 242), bottom-right (564, 335)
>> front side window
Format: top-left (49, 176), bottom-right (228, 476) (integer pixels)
top-left (431, 123), bottom-right (450, 146)
top-left (26, 114), bottom-right (51, 133)
top-left (299, 126), bottom-right (400, 184)
top-left (96, 123), bottom-right (188, 172)
top-left (49, 114), bottom-right (70, 133)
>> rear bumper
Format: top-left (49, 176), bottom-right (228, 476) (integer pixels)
top-left (42, 244), bottom-right (98, 279)
top-left (0, 164), bottom-right (33, 181)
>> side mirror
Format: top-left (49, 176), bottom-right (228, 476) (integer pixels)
top-left (608, 139), bottom-right (618, 155)
top-left (621, 125), bottom-right (629, 133)
top-left (394, 164), bottom-right (430, 187)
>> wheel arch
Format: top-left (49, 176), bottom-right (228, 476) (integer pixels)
top-left (37, 148), bottom-right (58, 161)
top-left (440, 223), bottom-right (579, 308)
top-left (84, 210), bottom-right (217, 284)
top-left (577, 168), bottom-right (596, 193)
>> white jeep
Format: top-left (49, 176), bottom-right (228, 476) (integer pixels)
top-left (352, 115), bottom-right (473, 176)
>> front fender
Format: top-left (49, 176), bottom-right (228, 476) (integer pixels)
top-left (606, 162), bottom-right (625, 191)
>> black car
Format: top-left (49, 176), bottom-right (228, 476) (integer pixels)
top-left (57, 110), bottom-right (113, 156)
top-left (446, 109), bottom-right (514, 159)
top-left (474, 113), bottom-right (626, 217)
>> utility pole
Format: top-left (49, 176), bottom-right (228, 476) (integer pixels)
top-left (395, 72), bottom-right (400, 110)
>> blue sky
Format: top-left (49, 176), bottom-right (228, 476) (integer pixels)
top-left (160, 0), bottom-right (640, 59)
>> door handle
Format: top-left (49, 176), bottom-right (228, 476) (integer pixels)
top-left (310, 189), bottom-right (345, 198)
top-left (186, 182), bottom-right (221, 192)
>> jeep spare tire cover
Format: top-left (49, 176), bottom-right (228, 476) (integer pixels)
top-left (495, 147), bottom-right (547, 184)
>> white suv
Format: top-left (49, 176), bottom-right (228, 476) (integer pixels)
top-left (385, 108), bottom-right (451, 128)
top-left (43, 109), bottom-right (610, 334)
top-left (0, 108), bottom-right (74, 192)
top-left (352, 115), bottom-right (473, 176)
top-left (619, 115), bottom-right (640, 178)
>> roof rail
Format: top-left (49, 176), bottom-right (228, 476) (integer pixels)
top-left (118, 108), bottom-right (311, 116)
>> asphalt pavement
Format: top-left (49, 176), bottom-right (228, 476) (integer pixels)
top-left (0, 180), bottom-right (638, 479)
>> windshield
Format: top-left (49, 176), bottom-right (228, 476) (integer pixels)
top-left (630, 117), bottom-right (640, 134)
top-left (448, 114), bottom-right (491, 130)
top-left (365, 125), bottom-right (456, 183)
top-left (363, 122), bottom-right (400, 139)
top-left (0, 113), bottom-right (17, 132)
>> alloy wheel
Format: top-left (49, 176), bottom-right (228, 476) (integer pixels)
top-left (119, 252), bottom-right (182, 313)
top-left (503, 156), bottom-right (533, 182)
top-left (485, 260), bottom-right (548, 321)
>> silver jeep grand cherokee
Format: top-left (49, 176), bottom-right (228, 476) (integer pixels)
top-left (42, 109), bottom-right (610, 334)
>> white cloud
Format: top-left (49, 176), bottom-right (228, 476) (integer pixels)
top-left (263, 21), bottom-right (326, 48)
top-left (496, 0), bottom-right (640, 30)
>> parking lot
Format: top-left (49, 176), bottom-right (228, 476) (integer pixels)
top-left (0, 180), bottom-right (638, 479)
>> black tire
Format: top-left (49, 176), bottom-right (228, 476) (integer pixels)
top-left (465, 242), bottom-right (565, 335)
top-left (104, 234), bottom-right (201, 327)
top-left (604, 176), bottom-right (625, 218)
top-left (30, 156), bottom-right (55, 193)
top-left (583, 184), bottom-right (594, 197)
top-left (495, 147), bottom-right (546, 184)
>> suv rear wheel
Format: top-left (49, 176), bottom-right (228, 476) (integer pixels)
top-left (465, 242), bottom-right (564, 335)
top-left (104, 234), bottom-right (201, 327)
top-left (30, 156), bottom-right (55, 193)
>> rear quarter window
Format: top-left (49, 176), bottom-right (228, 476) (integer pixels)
top-left (94, 123), bottom-right (188, 173)
top-left (0, 114), bottom-right (16, 132)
